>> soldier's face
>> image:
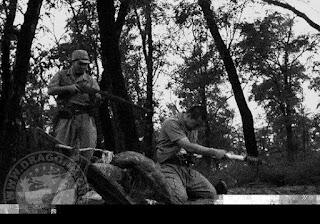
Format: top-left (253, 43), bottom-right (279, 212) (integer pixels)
top-left (185, 114), bottom-right (204, 130)
top-left (73, 60), bottom-right (89, 74)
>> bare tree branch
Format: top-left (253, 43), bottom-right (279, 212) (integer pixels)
top-left (261, 0), bottom-right (320, 32)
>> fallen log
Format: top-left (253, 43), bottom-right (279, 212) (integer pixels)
top-left (25, 127), bottom-right (135, 204)
top-left (86, 163), bottom-right (135, 204)
top-left (112, 151), bottom-right (175, 204)
top-left (18, 128), bottom-right (174, 204)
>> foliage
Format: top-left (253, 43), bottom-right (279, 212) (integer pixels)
top-left (2, 0), bottom-right (320, 193)
top-left (309, 57), bottom-right (320, 106)
top-left (259, 151), bottom-right (320, 186)
top-left (236, 12), bottom-right (318, 157)
top-left (309, 113), bottom-right (320, 150)
top-left (120, 0), bottom-right (173, 142)
top-left (22, 44), bottom-right (57, 132)
top-left (167, 0), bottom-right (244, 150)
top-left (210, 150), bottom-right (320, 188)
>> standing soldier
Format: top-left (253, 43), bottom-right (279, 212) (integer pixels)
top-left (48, 49), bottom-right (101, 160)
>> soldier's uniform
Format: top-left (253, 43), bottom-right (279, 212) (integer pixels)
top-left (156, 113), bottom-right (217, 204)
top-left (48, 50), bottom-right (100, 159)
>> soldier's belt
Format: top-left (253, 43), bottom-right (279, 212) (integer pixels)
top-left (162, 155), bottom-right (194, 167)
top-left (73, 109), bottom-right (90, 115)
top-left (58, 104), bottom-right (93, 118)
top-left (71, 104), bottom-right (91, 112)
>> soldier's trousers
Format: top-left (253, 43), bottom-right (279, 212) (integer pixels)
top-left (55, 113), bottom-right (97, 160)
top-left (160, 163), bottom-right (217, 204)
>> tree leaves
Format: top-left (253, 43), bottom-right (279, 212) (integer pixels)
top-left (236, 12), bottom-right (316, 154)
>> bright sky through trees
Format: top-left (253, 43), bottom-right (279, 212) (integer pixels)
top-left (14, 0), bottom-right (320, 129)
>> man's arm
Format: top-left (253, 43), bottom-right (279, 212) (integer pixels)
top-left (176, 137), bottom-right (226, 159)
top-left (91, 78), bottom-right (101, 99)
top-left (47, 72), bottom-right (80, 95)
top-left (162, 118), bottom-right (227, 159)
top-left (76, 77), bottom-right (101, 99)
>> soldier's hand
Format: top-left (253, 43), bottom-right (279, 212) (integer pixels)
top-left (68, 84), bottom-right (81, 93)
top-left (77, 83), bottom-right (97, 94)
top-left (212, 149), bottom-right (227, 160)
top-left (91, 94), bottom-right (102, 106)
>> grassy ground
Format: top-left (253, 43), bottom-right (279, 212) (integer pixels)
top-left (81, 151), bottom-right (320, 205)
top-left (228, 185), bottom-right (320, 194)
top-left (196, 151), bottom-right (320, 194)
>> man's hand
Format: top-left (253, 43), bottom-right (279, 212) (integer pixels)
top-left (77, 83), bottom-right (98, 94)
top-left (68, 84), bottom-right (81, 93)
top-left (212, 148), bottom-right (227, 160)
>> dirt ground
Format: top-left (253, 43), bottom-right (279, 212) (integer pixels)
top-left (228, 184), bottom-right (320, 194)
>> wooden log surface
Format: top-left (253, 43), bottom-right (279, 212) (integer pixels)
top-left (86, 163), bottom-right (135, 204)
top-left (112, 151), bottom-right (175, 204)
top-left (20, 128), bottom-right (174, 204)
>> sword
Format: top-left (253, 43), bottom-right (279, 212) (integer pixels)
top-left (76, 83), bottom-right (152, 113)
top-left (224, 152), bottom-right (269, 166)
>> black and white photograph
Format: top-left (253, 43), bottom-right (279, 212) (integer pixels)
top-left (0, 0), bottom-right (320, 214)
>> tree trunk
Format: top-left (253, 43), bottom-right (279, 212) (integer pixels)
top-left (98, 56), bottom-right (124, 153)
top-left (97, 0), bottom-right (140, 153)
top-left (0, 0), bottom-right (43, 201)
top-left (284, 97), bottom-right (295, 162)
top-left (302, 114), bottom-right (307, 157)
top-left (283, 47), bottom-right (295, 161)
top-left (0, 0), bottom-right (18, 139)
top-left (199, 84), bottom-right (217, 169)
top-left (133, 2), bottom-right (154, 158)
top-left (9, 0), bottom-right (43, 128)
top-left (198, 0), bottom-right (258, 156)
top-left (143, 2), bottom-right (154, 158)
top-left (0, 0), bottom-right (18, 203)
top-left (97, 100), bottom-right (115, 151)
top-left (0, 0), bottom-right (44, 152)
top-left (285, 115), bottom-right (294, 162)
top-left (0, 0), bottom-right (17, 99)
top-left (199, 84), bottom-right (210, 147)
